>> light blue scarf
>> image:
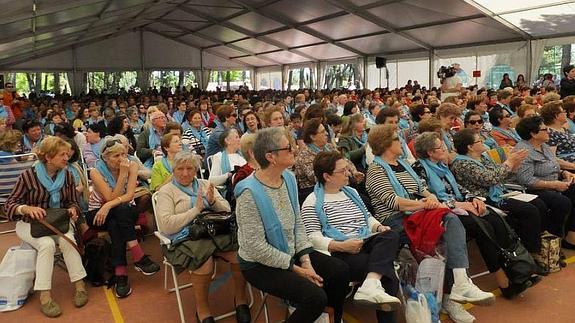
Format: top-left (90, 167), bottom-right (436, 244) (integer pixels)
top-left (234, 170), bottom-right (299, 253)
top-left (67, 163), bottom-right (81, 185)
top-left (145, 128), bottom-right (162, 168)
top-left (161, 157), bottom-right (172, 173)
top-left (91, 139), bottom-right (103, 160)
top-left (352, 131), bottom-right (368, 146)
top-left (182, 121), bottom-right (192, 132)
top-left (441, 130), bottom-right (454, 152)
top-left (313, 183), bottom-right (370, 241)
top-left (493, 126), bottom-right (521, 143)
top-left (189, 126), bottom-right (209, 149)
top-left (167, 179), bottom-right (210, 243)
top-left (0, 105), bottom-right (7, 119)
top-left (23, 134), bottom-right (42, 152)
top-left (35, 162), bottom-right (66, 208)
top-left (372, 156), bottom-right (422, 198)
top-left (419, 159), bottom-right (463, 201)
top-left (567, 119), bottom-right (575, 135)
top-left (454, 154), bottom-right (504, 204)
top-left (398, 135), bottom-right (410, 160)
top-left (173, 111), bottom-right (185, 124)
top-left (220, 150), bottom-right (231, 174)
top-left (95, 159), bottom-right (117, 188)
top-left (482, 133), bottom-right (498, 150)
top-left (307, 143), bottom-right (331, 154)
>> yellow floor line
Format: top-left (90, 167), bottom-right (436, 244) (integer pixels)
top-left (104, 286), bottom-right (125, 323)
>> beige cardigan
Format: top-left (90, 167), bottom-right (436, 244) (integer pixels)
top-left (155, 179), bottom-right (231, 235)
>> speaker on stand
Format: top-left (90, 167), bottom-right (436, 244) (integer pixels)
top-left (376, 57), bottom-right (387, 89)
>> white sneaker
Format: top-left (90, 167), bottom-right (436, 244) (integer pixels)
top-left (353, 279), bottom-right (401, 311)
top-left (441, 298), bottom-right (475, 323)
top-left (450, 278), bottom-right (495, 306)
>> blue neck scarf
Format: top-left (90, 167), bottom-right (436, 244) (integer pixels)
top-left (398, 135), bottom-right (410, 160)
top-left (67, 163), bottom-right (81, 185)
top-left (234, 170), bottom-right (299, 253)
top-left (307, 143), bottom-right (331, 154)
top-left (161, 157), bottom-right (172, 173)
top-left (48, 123), bottom-right (55, 135)
top-left (419, 159), bottom-right (463, 201)
top-left (201, 112), bottom-right (211, 125)
top-left (493, 126), bottom-right (521, 143)
top-left (91, 139), bottom-right (103, 159)
top-left (567, 119), bottom-right (575, 135)
top-left (482, 133), bottom-right (499, 150)
top-left (173, 111), bottom-right (185, 124)
top-left (23, 134), bottom-right (42, 151)
top-left (221, 150), bottom-right (232, 174)
top-left (0, 106), bottom-right (7, 119)
top-left (35, 162), bottom-right (66, 208)
top-left (182, 120), bottom-right (192, 131)
top-left (95, 159), bottom-right (117, 188)
top-left (189, 126), bottom-right (209, 149)
top-left (454, 154), bottom-right (504, 204)
top-left (172, 178), bottom-right (209, 209)
top-left (441, 130), bottom-right (454, 152)
top-left (353, 131), bottom-right (368, 146)
top-left (313, 183), bottom-right (370, 241)
top-left (373, 156), bottom-right (422, 198)
top-left (149, 128), bottom-right (162, 150)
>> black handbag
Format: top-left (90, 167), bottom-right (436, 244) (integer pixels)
top-left (188, 211), bottom-right (236, 241)
top-left (30, 208), bottom-right (70, 238)
top-left (470, 207), bottom-right (537, 285)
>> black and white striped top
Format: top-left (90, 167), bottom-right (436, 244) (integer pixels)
top-left (365, 162), bottom-right (424, 223)
top-left (301, 190), bottom-right (369, 237)
top-left (182, 127), bottom-right (212, 157)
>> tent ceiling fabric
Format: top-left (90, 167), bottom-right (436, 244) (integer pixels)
top-left (0, 0), bottom-right (574, 69)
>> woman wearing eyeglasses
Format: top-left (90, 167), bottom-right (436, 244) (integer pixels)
top-left (412, 132), bottom-right (543, 299)
top-left (235, 127), bottom-right (350, 323)
top-left (464, 111), bottom-right (498, 149)
top-left (87, 138), bottom-right (160, 299)
top-left (540, 101), bottom-right (575, 163)
top-left (301, 151), bottom-right (401, 323)
top-left (365, 125), bottom-right (495, 323)
top-left (490, 106), bottom-right (521, 147)
top-left (514, 116), bottom-right (575, 252)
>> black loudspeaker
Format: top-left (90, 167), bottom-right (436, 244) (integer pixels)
top-left (375, 57), bottom-right (387, 69)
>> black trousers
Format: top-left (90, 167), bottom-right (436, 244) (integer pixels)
top-left (242, 251), bottom-right (350, 323)
top-left (496, 198), bottom-right (544, 252)
top-left (528, 188), bottom-right (575, 237)
top-left (457, 212), bottom-right (511, 273)
top-left (87, 204), bottom-right (139, 267)
top-left (332, 231), bottom-right (400, 323)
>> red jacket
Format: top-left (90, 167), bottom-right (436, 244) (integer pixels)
top-left (403, 208), bottom-right (450, 259)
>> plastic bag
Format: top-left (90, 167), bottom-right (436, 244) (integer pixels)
top-left (405, 293), bottom-right (432, 323)
top-left (0, 244), bottom-right (36, 312)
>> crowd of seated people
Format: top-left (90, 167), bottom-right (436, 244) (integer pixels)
top-left (4, 74), bottom-right (575, 322)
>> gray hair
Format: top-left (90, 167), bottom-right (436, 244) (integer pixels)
top-left (253, 127), bottom-right (287, 169)
top-left (414, 132), bottom-right (440, 159)
top-left (172, 150), bottom-right (201, 170)
top-left (127, 106), bottom-right (138, 117)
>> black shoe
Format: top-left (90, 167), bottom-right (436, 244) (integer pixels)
top-left (500, 281), bottom-right (530, 300)
top-left (134, 255), bottom-right (160, 276)
top-left (196, 312), bottom-right (215, 323)
top-left (534, 262), bottom-right (549, 276)
top-left (235, 301), bottom-right (251, 323)
top-left (562, 239), bottom-right (575, 250)
top-left (528, 275), bottom-right (543, 287)
top-left (115, 275), bottom-right (132, 298)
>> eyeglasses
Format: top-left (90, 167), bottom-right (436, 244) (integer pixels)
top-left (502, 114), bottom-right (511, 119)
top-left (535, 127), bottom-right (549, 133)
top-left (152, 116), bottom-right (167, 121)
top-left (230, 113), bottom-right (238, 118)
top-left (468, 119), bottom-right (484, 125)
top-left (268, 143), bottom-right (293, 153)
top-left (332, 167), bottom-right (351, 174)
top-left (433, 145), bottom-right (446, 151)
top-left (473, 139), bottom-right (483, 144)
top-left (392, 136), bottom-right (400, 141)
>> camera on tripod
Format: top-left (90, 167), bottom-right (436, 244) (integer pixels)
top-left (437, 66), bottom-right (456, 80)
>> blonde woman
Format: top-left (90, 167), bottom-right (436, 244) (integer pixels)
top-left (5, 136), bottom-right (87, 317)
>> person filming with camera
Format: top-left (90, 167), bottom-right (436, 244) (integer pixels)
top-left (440, 63), bottom-right (463, 100)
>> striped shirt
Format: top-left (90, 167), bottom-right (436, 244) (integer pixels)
top-left (182, 127), bottom-right (212, 157)
top-left (301, 190), bottom-right (368, 237)
top-left (5, 167), bottom-right (80, 222)
top-left (366, 162), bottom-right (424, 223)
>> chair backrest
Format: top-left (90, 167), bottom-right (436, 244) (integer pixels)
top-left (0, 153), bottom-right (38, 204)
top-left (485, 146), bottom-right (511, 165)
top-left (206, 155), bottom-right (213, 174)
top-left (151, 191), bottom-right (163, 233)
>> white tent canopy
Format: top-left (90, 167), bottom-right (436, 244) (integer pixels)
top-left (2, 0), bottom-right (575, 91)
